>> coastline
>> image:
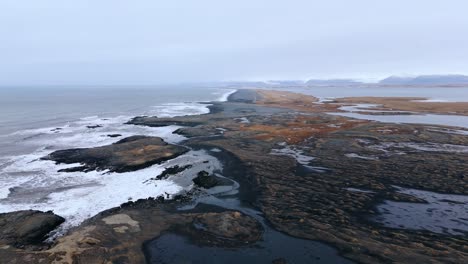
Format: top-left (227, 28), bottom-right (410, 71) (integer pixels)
top-left (0, 89), bottom-right (467, 263)
top-left (0, 88), bottom-right (237, 229)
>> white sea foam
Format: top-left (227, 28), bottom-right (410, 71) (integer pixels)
top-left (217, 89), bottom-right (237, 102)
top-left (147, 102), bottom-right (211, 118)
top-left (9, 115), bottom-right (186, 153)
top-left (0, 152), bottom-right (180, 230)
top-left (0, 92), bottom-right (233, 233)
top-left (0, 147), bottom-right (223, 233)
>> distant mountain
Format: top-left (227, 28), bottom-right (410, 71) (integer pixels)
top-left (378, 76), bottom-right (414, 85)
top-left (221, 81), bottom-right (270, 87)
top-left (306, 79), bottom-right (362, 86)
top-left (379, 75), bottom-right (468, 85)
top-left (266, 80), bottom-right (305, 86)
top-left (222, 80), bottom-right (306, 87)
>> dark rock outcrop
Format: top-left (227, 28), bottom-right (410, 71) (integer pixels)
top-left (192, 171), bottom-right (231, 189)
top-left (43, 136), bottom-right (188, 172)
top-left (86, 125), bottom-right (102, 129)
top-left (0, 210), bottom-right (64, 247)
top-left (183, 211), bottom-right (262, 247)
top-left (154, 164), bottom-right (192, 180)
top-left (127, 116), bottom-right (202, 127)
top-left (0, 200), bottom-right (262, 263)
top-left (227, 89), bottom-right (260, 103)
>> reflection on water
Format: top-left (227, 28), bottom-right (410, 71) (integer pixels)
top-left (144, 231), bottom-right (351, 264)
top-left (329, 112), bottom-right (468, 128)
top-left (373, 186), bottom-right (468, 236)
top-left (144, 148), bottom-right (353, 264)
top-left (328, 101), bottom-right (468, 128)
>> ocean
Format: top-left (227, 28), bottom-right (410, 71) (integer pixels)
top-left (0, 85), bottom-right (235, 232)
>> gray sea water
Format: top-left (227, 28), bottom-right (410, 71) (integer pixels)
top-left (0, 86), bottom-right (231, 136)
top-left (0, 85), bottom-right (235, 230)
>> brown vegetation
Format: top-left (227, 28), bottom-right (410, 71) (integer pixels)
top-left (237, 115), bottom-right (367, 144)
top-left (256, 89), bottom-right (468, 116)
top-left (256, 89), bottom-right (341, 112)
top-left (336, 96), bottom-right (468, 115)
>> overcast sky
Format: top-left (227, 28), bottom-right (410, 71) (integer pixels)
top-left (0, 0), bottom-right (467, 85)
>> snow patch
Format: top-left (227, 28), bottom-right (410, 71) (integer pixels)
top-left (270, 145), bottom-right (314, 165)
top-left (345, 153), bottom-right (379, 160)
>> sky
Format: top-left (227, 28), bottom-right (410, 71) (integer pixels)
top-left (0, 0), bottom-right (467, 85)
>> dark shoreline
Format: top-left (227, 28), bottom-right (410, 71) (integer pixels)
top-left (1, 89), bottom-right (467, 263)
top-left (141, 143), bottom-right (352, 264)
top-left (137, 93), bottom-right (354, 262)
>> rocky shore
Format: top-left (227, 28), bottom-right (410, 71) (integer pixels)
top-left (43, 135), bottom-right (188, 173)
top-left (1, 89), bottom-right (467, 263)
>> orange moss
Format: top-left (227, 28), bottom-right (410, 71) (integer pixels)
top-left (238, 115), bottom-right (368, 144)
top-left (255, 90), bottom-right (341, 113)
top-left (256, 90), bottom-right (468, 116)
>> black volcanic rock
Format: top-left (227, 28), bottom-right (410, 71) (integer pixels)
top-left (126, 116), bottom-right (202, 127)
top-left (155, 164), bottom-right (193, 180)
top-left (43, 136), bottom-right (188, 172)
top-left (227, 89), bottom-right (260, 103)
top-left (0, 210), bottom-right (64, 247)
top-left (86, 125), bottom-right (102, 129)
top-left (192, 171), bottom-right (231, 189)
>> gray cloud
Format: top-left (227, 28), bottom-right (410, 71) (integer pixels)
top-left (0, 0), bottom-right (467, 85)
